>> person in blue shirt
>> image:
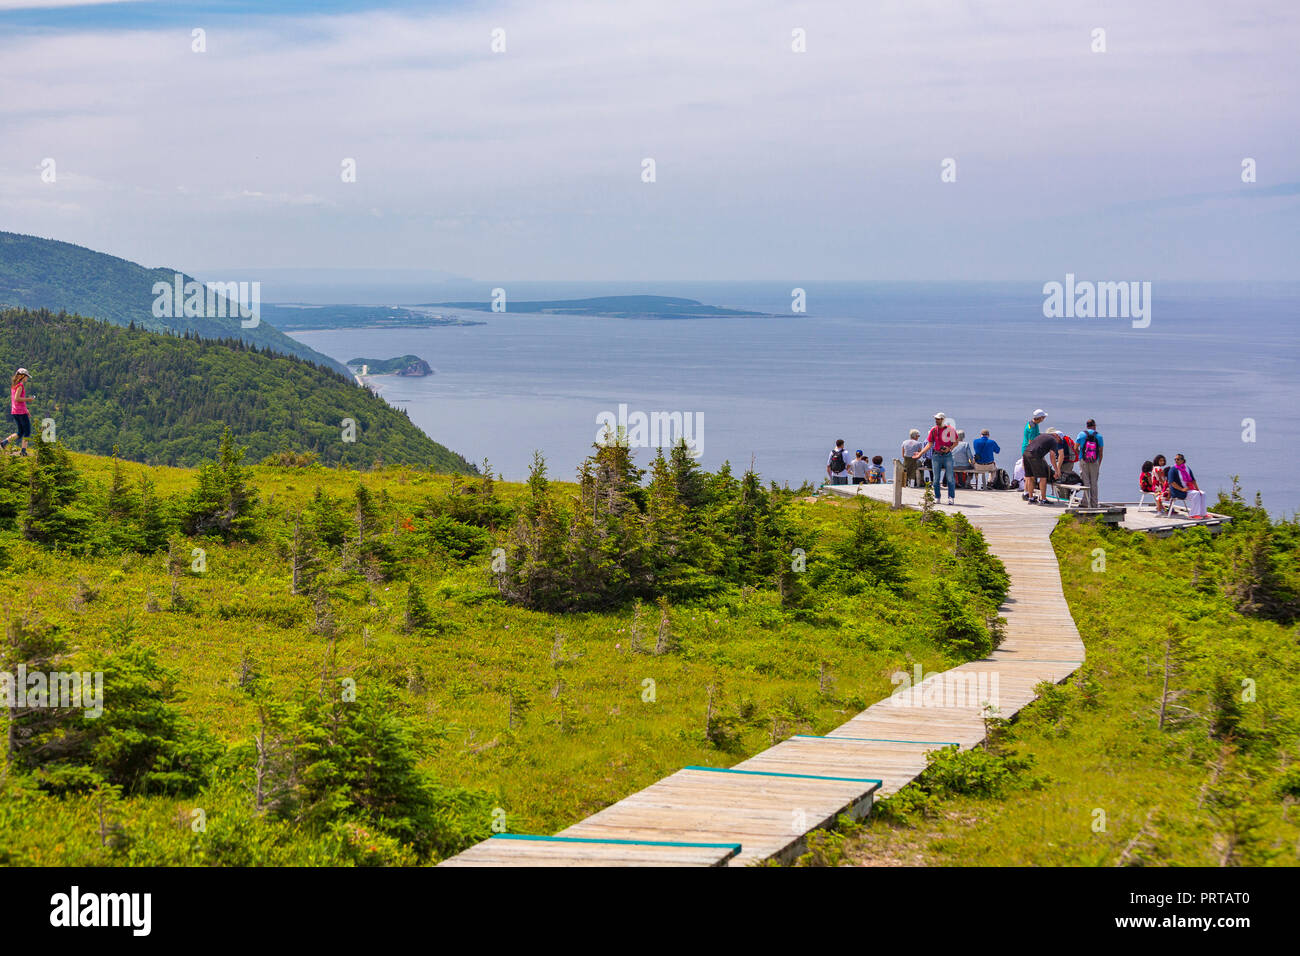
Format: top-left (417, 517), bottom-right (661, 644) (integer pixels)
top-left (1075, 419), bottom-right (1104, 507)
top-left (971, 428), bottom-right (1001, 490)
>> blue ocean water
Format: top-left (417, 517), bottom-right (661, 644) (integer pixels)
top-left (290, 281), bottom-right (1300, 515)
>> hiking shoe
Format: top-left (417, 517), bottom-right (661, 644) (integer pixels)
top-left (19, 448), bottom-right (28, 457)
top-left (947, 498), bottom-right (956, 506)
top-left (1022, 493), bottom-right (1030, 500)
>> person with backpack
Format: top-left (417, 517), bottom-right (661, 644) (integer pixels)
top-left (1, 368), bottom-right (31, 457)
top-left (1054, 430), bottom-right (1080, 479)
top-left (826, 439), bottom-right (850, 485)
top-left (847, 449), bottom-right (871, 485)
top-left (913, 411), bottom-right (959, 505)
top-left (868, 455), bottom-right (886, 483)
top-left (971, 428), bottom-right (1000, 490)
top-left (1075, 419), bottom-right (1104, 508)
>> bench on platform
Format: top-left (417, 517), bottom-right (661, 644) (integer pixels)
top-left (1047, 481), bottom-right (1089, 509)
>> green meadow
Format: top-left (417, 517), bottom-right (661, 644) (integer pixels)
top-left (802, 496), bottom-right (1300, 867)
top-left (0, 439), bottom-right (1009, 865)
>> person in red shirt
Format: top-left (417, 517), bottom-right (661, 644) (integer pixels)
top-left (1, 368), bottom-right (31, 457)
top-left (913, 411), bottom-right (959, 505)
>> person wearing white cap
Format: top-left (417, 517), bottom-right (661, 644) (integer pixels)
top-left (913, 411), bottom-right (959, 505)
top-left (1020, 409), bottom-right (1047, 499)
top-left (2, 367), bottom-right (31, 456)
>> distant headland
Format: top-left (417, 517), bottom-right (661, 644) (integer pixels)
top-left (348, 355), bottom-right (434, 377)
top-left (422, 294), bottom-right (772, 320)
top-left (264, 303), bottom-right (484, 331)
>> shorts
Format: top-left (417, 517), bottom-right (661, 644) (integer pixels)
top-left (974, 462), bottom-right (997, 474)
top-left (831, 475), bottom-right (848, 485)
top-left (1024, 454), bottom-right (1050, 480)
top-left (11, 412), bottom-right (30, 439)
top-left (851, 476), bottom-right (866, 485)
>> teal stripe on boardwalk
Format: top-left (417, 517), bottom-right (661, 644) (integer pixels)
top-left (491, 833), bottom-right (741, 851)
top-left (796, 734), bottom-right (960, 747)
top-left (685, 766), bottom-right (881, 787)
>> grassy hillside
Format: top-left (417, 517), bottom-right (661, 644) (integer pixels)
top-left (0, 307), bottom-right (472, 472)
top-left (0, 232), bottom-right (349, 377)
top-left (795, 491), bottom-right (1300, 867)
top-left (0, 441), bottom-right (1010, 865)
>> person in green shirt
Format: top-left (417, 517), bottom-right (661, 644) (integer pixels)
top-left (1022, 408), bottom-right (1046, 454)
top-left (1020, 409), bottom-right (1046, 499)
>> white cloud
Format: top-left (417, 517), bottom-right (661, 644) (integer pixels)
top-left (0, 0), bottom-right (142, 9)
top-left (0, 0), bottom-right (1296, 279)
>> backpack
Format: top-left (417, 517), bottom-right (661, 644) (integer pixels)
top-left (990, 468), bottom-right (1011, 490)
top-left (1058, 434), bottom-right (1078, 463)
top-left (829, 448), bottom-right (846, 473)
top-left (1081, 430), bottom-right (1100, 463)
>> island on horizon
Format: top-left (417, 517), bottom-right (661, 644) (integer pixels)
top-left (422, 294), bottom-right (773, 320)
top-left (347, 354), bottom-right (434, 376)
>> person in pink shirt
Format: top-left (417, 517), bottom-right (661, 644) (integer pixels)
top-left (2, 367), bottom-right (31, 456)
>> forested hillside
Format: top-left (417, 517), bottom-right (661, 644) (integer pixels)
top-left (0, 307), bottom-right (472, 471)
top-left (0, 232), bottom-right (349, 376)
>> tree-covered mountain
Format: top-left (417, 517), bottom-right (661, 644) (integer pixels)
top-left (0, 307), bottom-right (473, 471)
top-left (0, 232), bottom-right (350, 377)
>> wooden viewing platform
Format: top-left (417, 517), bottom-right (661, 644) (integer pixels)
top-left (442, 478), bottom-right (1213, 867)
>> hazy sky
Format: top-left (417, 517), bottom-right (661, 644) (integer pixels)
top-left (1, 0), bottom-right (1297, 281)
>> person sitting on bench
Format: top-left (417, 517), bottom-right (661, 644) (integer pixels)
top-left (971, 428), bottom-right (1000, 490)
top-left (951, 430), bottom-right (974, 488)
top-left (1139, 460), bottom-right (1167, 512)
top-left (1166, 453), bottom-right (1208, 518)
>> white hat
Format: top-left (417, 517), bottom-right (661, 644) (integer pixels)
top-left (933, 411), bottom-right (945, 419)
top-left (1032, 408), bottom-right (1046, 419)
top-left (16, 368), bottom-right (27, 375)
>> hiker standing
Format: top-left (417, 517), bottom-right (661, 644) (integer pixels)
top-left (847, 449), bottom-right (871, 485)
top-left (1022, 408), bottom-right (1046, 454)
top-left (2, 368), bottom-right (31, 457)
top-left (1076, 419), bottom-right (1104, 508)
top-left (900, 429), bottom-right (923, 486)
top-left (1020, 409), bottom-right (1046, 498)
top-left (972, 428), bottom-right (1000, 490)
top-left (1022, 431), bottom-right (1065, 505)
top-left (914, 411), bottom-right (959, 505)
top-left (826, 439), bottom-right (850, 486)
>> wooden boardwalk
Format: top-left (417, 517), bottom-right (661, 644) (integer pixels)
top-left (441, 485), bottom-right (1085, 867)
